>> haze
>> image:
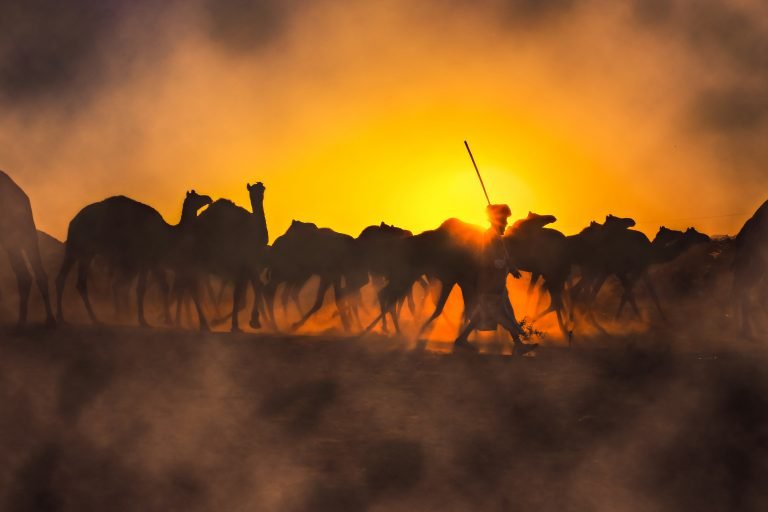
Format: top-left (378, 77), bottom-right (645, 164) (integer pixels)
top-left (2, 0), bottom-right (767, 240)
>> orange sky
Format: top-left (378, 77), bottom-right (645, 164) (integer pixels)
top-left (1, 1), bottom-right (766, 241)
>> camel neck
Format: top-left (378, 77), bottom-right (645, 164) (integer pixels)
top-left (178, 203), bottom-right (198, 228)
top-left (250, 196), bottom-right (269, 245)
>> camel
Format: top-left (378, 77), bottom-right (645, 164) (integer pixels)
top-left (566, 215), bottom-right (640, 328)
top-left (731, 200), bottom-right (768, 336)
top-left (56, 190), bottom-right (212, 326)
top-left (503, 212), bottom-right (572, 339)
top-left (173, 182), bottom-right (268, 332)
top-left (568, 217), bottom-right (710, 329)
top-left (612, 226), bottom-right (711, 318)
top-left (0, 170), bottom-right (55, 326)
top-left (261, 220), bottom-right (365, 332)
top-left (366, 218), bottom-right (483, 337)
top-left (355, 222), bottom-right (423, 331)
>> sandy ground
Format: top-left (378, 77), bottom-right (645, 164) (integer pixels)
top-left (1, 326), bottom-right (767, 512)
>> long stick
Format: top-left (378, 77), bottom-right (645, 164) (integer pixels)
top-left (464, 140), bottom-right (491, 205)
top-left (464, 139), bottom-right (518, 271)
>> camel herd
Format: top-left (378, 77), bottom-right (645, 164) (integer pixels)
top-left (1, 169), bottom-right (766, 341)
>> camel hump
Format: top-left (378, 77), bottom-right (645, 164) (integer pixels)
top-left (358, 222), bottom-right (412, 239)
top-left (0, 170), bottom-right (36, 237)
top-left (0, 170), bottom-right (31, 203)
top-left (736, 199), bottom-right (768, 242)
top-left (439, 218), bottom-right (484, 247)
top-left (197, 199), bottom-right (252, 227)
top-left (439, 217), bottom-right (483, 233)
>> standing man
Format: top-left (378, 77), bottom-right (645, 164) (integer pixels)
top-left (454, 204), bottom-right (538, 355)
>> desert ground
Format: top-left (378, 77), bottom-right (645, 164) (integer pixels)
top-left (1, 325), bottom-right (767, 512)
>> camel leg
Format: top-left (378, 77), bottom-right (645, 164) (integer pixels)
top-left (267, 285), bottom-right (280, 330)
top-left (554, 308), bottom-right (572, 347)
top-left (582, 275), bottom-right (607, 333)
top-left (568, 276), bottom-right (587, 323)
top-left (585, 274), bottom-right (608, 313)
top-left (418, 282), bottom-right (453, 338)
top-left (364, 284), bottom-right (396, 334)
top-left (332, 278), bottom-right (351, 332)
top-left (249, 277), bottom-right (262, 329)
top-left (7, 250), bottom-right (32, 326)
top-left (389, 304), bottom-right (402, 334)
top-left (262, 283), bottom-right (279, 329)
top-left (75, 257), bottom-right (100, 325)
top-left (406, 287), bottom-right (417, 317)
top-left (642, 273), bottom-right (667, 322)
top-left (136, 270), bottom-right (150, 327)
top-left (290, 287), bottom-right (303, 315)
top-left (230, 277), bottom-right (247, 333)
top-left (292, 277), bottom-right (330, 330)
top-left (615, 274), bottom-right (640, 320)
top-left (173, 279), bottom-right (185, 327)
top-left (55, 253), bottom-right (76, 323)
top-left (349, 289), bottom-right (364, 330)
top-left (151, 269), bottom-right (172, 325)
top-left (188, 280), bottom-right (209, 332)
top-left (112, 276), bottom-right (125, 321)
top-left (280, 283), bottom-right (294, 316)
top-left (24, 244), bottom-right (54, 326)
top-left (363, 312), bottom-right (385, 334)
top-left (204, 276), bottom-right (223, 318)
top-left (525, 272), bottom-right (540, 313)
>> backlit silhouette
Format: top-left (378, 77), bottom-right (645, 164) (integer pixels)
top-left (56, 190), bottom-right (212, 326)
top-left (0, 170), bottom-right (55, 327)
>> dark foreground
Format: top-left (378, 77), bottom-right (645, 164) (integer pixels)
top-left (1, 327), bottom-right (767, 512)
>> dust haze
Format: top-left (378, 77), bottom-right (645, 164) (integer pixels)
top-left (2, 2), bottom-right (768, 511)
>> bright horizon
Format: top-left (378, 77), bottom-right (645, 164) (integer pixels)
top-left (2, 1), bottom-right (766, 241)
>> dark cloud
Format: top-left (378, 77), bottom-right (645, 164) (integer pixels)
top-left (681, 1), bottom-right (768, 72)
top-left (201, 0), bottom-right (293, 53)
top-left (694, 88), bottom-right (768, 133)
top-left (632, 0), bottom-right (677, 26)
top-left (0, 0), bottom-right (122, 103)
top-left (0, 0), bottom-right (298, 107)
top-left (501, 0), bottom-right (577, 24)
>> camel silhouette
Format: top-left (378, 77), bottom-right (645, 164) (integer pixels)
top-left (504, 212), bottom-right (571, 340)
top-left (56, 190), bottom-right (212, 326)
top-left (566, 215), bottom-right (640, 329)
top-left (612, 226), bottom-right (710, 317)
top-left (731, 200), bottom-right (768, 336)
top-left (365, 218), bottom-right (484, 337)
top-left (262, 220), bottom-right (365, 332)
top-left (568, 217), bottom-right (710, 329)
top-left (355, 222), bottom-right (421, 331)
top-left (0, 170), bottom-right (55, 326)
top-left (173, 182), bottom-right (268, 332)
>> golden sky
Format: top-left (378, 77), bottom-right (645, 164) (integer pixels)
top-left (1, 0), bottom-right (766, 241)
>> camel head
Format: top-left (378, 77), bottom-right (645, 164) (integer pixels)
top-left (653, 226), bottom-right (711, 250)
top-left (604, 214), bottom-right (636, 230)
top-left (508, 212), bottom-right (557, 234)
top-left (185, 189), bottom-right (212, 214)
top-left (247, 182), bottom-right (266, 203)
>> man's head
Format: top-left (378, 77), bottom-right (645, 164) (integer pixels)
top-left (486, 204), bottom-right (512, 233)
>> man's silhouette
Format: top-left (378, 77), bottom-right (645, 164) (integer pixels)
top-left (454, 204), bottom-right (538, 355)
